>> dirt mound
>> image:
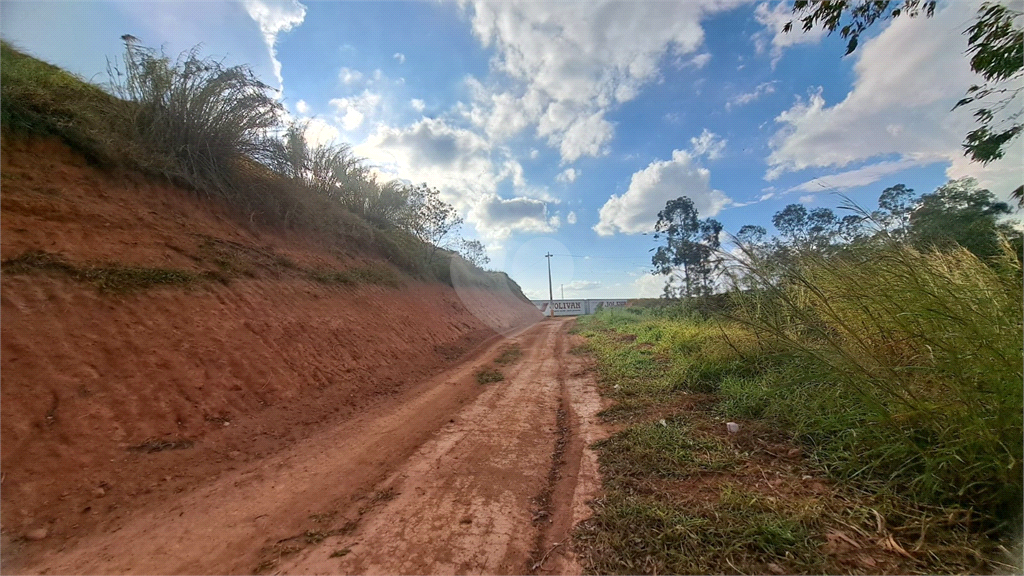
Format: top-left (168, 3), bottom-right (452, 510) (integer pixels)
top-left (0, 136), bottom-right (541, 560)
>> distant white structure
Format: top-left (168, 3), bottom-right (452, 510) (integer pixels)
top-left (531, 299), bottom-right (629, 316)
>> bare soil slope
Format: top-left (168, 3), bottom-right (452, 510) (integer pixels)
top-left (0, 137), bottom-right (544, 570)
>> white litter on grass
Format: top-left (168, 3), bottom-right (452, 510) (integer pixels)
top-left (726, 422), bottom-right (740, 434)
top-left (658, 419), bottom-right (667, 427)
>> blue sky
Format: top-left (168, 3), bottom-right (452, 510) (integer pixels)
top-left (3, 1), bottom-right (1021, 299)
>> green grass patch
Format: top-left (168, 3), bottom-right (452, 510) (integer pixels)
top-left (573, 301), bottom-right (1016, 573)
top-left (1, 41), bottom-right (119, 165)
top-left (307, 264), bottom-right (401, 288)
top-left (576, 489), bottom-right (827, 575)
top-left (494, 343), bottom-right (523, 366)
top-left (475, 368), bottom-right (504, 385)
top-left (596, 417), bottom-right (737, 481)
top-left (2, 251), bottom-right (197, 293)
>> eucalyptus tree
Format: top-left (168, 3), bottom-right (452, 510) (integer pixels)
top-left (652, 197), bottom-right (724, 299)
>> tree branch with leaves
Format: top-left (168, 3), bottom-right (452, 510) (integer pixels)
top-left (785, 0), bottom-right (1023, 166)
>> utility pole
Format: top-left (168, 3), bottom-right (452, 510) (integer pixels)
top-left (545, 252), bottom-right (554, 317)
top-left (561, 284), bottom-right (564, 299)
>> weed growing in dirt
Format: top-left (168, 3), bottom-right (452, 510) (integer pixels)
top-left (106, 38), bottom-right (283, 201)
top-left (307, 264), bottom-right (401, 288)
top-left (273, 254), bottom-right (300, 270)
top-left (126, 438), bottom-right (194, 453)
top-left (329, 548), bottom-right (351, 558)
top-left (475, 368), bottom-right (505, 385)
top-left (494, 344), bottom-right (523, 366)
top-left (2, 251), bottom-right (197, 292)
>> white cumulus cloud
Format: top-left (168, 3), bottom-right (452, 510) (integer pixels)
top-left (752, 1), bottom-right (826, 67)
top-left (632, 273), bottom-right (668, 298)
top-left (567, 211), bottom-right (578, 225)
top-left (410, 98), bottom-right (426, 112)
top-left (465, 0), bottom-right (745, 163)
top-left (329, 90), bottom-right (381, 131)
top-left (765, 0), bottom-right (1023, 197)
top-left (565, 280), bottom-right (601, 292)
top-left (302, 117), bottom-right (340, 147)
top-left (339, 67), bottom-right (364, 85)
top-left (689, 129), bottom-right (726, 160)
top-left (393, 52), bottom-right (406, 64)
top-left (685, 52), bottom-right (712, 69)
top-left (556, 168), bottom-right (579, 183)
top-left (353, 117), bottom-right (558, 241)
top-left (594, 147), bottom-right (731, 236)
top-left (470, 195), bottom-right (557, 240)
top-left (786, 158), bottom-right (930, 194)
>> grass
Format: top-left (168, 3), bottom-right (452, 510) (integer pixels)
top-left (2, 251), bottom-right (197, 293)
top-left (0, 39), bottom-right (119, 165)
top-left (305, 264), bottom-right (401, 289)
top-left (475, 345), bottom-right (519, 384)
top-left (494, 343), bottom-right (523, 366)
top-left (307, 264), bottom-right (401, 288)
top-left (727, 239), bottom-right (1023, 525)
top-left (475, 368), bottom-right (505, 385)
top-left (573, 279), bottom-right (1020, 574)
top-left (577, 489), bottom-right (828, 575)
top-left (107, 38), bottom-right (281, 201)
top-left (595, 418), bottom-right (737, 481)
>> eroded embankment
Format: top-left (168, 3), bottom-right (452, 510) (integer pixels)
top-left (0, 136), bottom-right (541, 562)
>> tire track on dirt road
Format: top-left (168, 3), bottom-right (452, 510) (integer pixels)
top-left (276, 318), bottom-right (608, 575)
top-left (16, 318), bottom-right (608, 575)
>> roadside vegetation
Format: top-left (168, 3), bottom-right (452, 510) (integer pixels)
top-left (475, 368), bottom-right (505, 385)
top-left (1, 251), bottom-right (199, 293)
top-left (0, 38), bottom-right (523, 297)
top-left (494, 343), bottom-right (524, 366)
top-left (573, 181), bottom-right (1022, 574)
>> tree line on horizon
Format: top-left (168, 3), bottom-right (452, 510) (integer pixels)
top-left (652, 178), bottom-right (1018, 300)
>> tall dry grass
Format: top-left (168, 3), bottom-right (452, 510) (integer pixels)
top-left (726, 237), bottom-right (1023, 525)
top-left (106, 37), bottom-right (283, 201)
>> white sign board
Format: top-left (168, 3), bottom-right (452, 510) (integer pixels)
top-left (533, 300), bottom-right (587, 316)
top-left (588, 300), bottom-right (628, 311)
top-left (532, 299), bottom-right (629, 315)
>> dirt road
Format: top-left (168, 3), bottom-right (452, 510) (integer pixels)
top-left (14, 318), bottom-right (607, 575)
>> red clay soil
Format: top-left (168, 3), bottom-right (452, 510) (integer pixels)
top-left (8, 318), bottom-right (608, 575)
top-left (0, 137), bottom-right (553, 572)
